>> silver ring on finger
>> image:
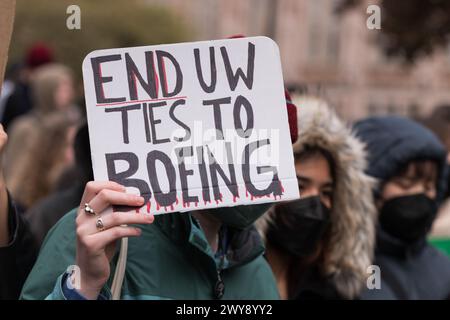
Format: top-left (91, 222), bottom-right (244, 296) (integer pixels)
top-left (84, 203), bottom-right (96, 216)
top-left (96, 216), bottom-right (105, 232)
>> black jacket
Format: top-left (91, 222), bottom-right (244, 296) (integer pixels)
top-left (0, 193), bottom-right (38, 299)
top-left (360, 229), bottom-right (450, 300)
top-left (294, 266), bottom-right (343, 300)
top-left (355, 116), bottom-right (450, 300)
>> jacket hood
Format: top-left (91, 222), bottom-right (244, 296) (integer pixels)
top-left (257, 97), bottom-right (377, 299)
top-left (353, 116), bottom-right (448, 202)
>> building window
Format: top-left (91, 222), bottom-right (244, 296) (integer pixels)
top-left (307, 0), bottom-right (340, 63)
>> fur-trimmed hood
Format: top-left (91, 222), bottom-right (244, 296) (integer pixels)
top-left (257, 97), bottom-right (377, 299)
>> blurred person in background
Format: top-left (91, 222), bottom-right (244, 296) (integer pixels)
top-left (1, 43), bottom-right (54, 131)
top-left (257, 97), bottom-right (377, 300)
top-left (0, 124), bottom-right (38, 300)
top-left (4, 62), bottom-right (80, 212)
top-left (0, 121), bottom-right (91, 299)
top-left (0, 63), bottom-right (21, 123)
top-left (26, 123), bottom-right (93, 247)
top-left (5, 112), bottom-right (78, 212)
top-left (355, 116), bottom-right (450, 300)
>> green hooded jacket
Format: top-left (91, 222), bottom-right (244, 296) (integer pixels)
top-left (20, 204), bottom-right (279, 300)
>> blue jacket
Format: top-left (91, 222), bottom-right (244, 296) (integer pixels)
top-left (354, 116), bottom-right (450, 300)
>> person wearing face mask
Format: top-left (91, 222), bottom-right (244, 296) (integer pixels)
top-left (19, 91), bottom-right (298, 300)
top-left (355, 116), bottom-right (450, 300)
top-left (256, 97), bottom-right (377, 300)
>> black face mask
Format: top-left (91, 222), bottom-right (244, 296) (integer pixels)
top-left (379, 194), bottom-right (438, 243)
top-left (212, 205), bottom-right (267, 230)
top-left (267, 196), bottom-right (331, 257)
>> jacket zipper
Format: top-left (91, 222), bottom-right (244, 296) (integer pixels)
top-left (214, 254), bottom-right (225, 299)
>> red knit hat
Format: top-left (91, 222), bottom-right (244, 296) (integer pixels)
top-left (285, 89), bottom-right (298, 144)
top-left (227, 34), bottom-right (246, 39)
top-left (25, 43), bottom-right (54, 69)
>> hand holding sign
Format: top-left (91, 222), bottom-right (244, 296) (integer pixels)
top-left (82, 37), bottom-right (299, 215)
top-left (75, 181), bottom-right (154, 300)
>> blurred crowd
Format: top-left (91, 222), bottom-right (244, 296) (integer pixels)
top-left (0, 42), bottom-right (449, 300)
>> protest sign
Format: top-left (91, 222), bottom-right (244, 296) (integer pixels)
top-left (82, 36), bottom-right (299, 214)
top-left (0, 0), bottom-right (15, 93)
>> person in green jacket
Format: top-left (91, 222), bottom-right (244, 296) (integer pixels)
top-left (19, 94), bottom-right (298, 301)
top-left (20, 182), bottom-right (278, 300)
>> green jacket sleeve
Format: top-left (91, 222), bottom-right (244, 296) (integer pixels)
top-left (20, 209), bottom-right (78, 300)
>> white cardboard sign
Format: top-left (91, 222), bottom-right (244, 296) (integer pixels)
top-left (82, 36), bottom-right (299, 215)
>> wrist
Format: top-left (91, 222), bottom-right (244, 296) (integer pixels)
top-left (71, 267), bottom-right (105, 300)
top-left (78, 277), bottom-right (103, 300)
top-left (63, 272), bottom-right (105, 300)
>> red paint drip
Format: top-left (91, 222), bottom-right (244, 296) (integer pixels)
top-left (245, 186), bottom-right (257, 201)
top-left (195, 201), bottom-right (198, 207)
top-left (146, 201), bottom-right (151, 213)
top-left (215, 193), bottom-right (224, 205)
